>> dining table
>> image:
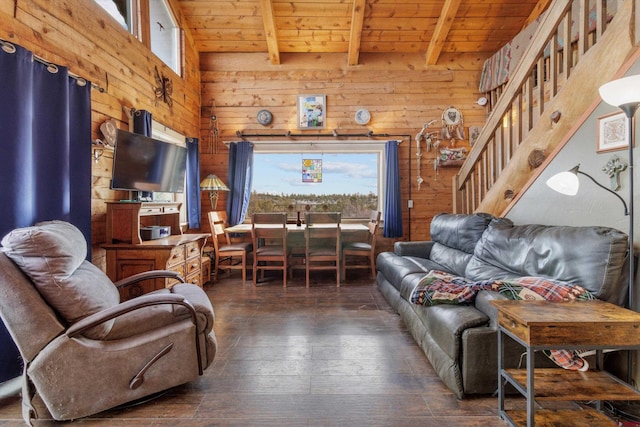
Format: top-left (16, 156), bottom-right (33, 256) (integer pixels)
top-left (224, 223), bottom-right (369, 234)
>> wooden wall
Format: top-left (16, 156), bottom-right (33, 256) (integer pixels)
top-left (199, 51), bottom-right (489, 250)
top-left (0, 0), bottom-right (202, 269)
top-left (1, 0), bottom-right (492, 266)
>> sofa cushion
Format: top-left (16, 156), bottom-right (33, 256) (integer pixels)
top-left (1, 221), bottom-right (119, 338)
top-left (430, 213), bottom-right (503, 254)
top-left (466, 220), bottom-right (629, 305)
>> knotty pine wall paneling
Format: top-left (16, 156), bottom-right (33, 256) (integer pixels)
top-left (199, 51), bottom-right (489, 248)
top-left (0, 0), bottom-right (201, 270)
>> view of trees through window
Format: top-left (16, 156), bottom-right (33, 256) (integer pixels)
top-left (248, 152), bottom-right (379, 219)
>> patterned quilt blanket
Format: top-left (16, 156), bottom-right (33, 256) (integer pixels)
top-left (410, 270), bottom-right (595, 371)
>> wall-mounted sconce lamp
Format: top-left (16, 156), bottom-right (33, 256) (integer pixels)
top-left (200, 174), bottom-right (230, 211)
top-left (92, 139), bottom-right (113, 164)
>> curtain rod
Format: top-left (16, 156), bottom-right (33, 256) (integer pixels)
top-left (1, 39), bottom-right (105, 93)
top-left (235, 129), bottom-right (406, 142)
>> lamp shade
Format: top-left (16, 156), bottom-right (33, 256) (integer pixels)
top-left (599, 74), bottom-right (640, 107)
top-left (200, 174), bottom-right (229, 191)
top-left (546, 169), bottom-right (580, 196)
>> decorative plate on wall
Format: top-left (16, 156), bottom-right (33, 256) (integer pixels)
top-left (257, 109), bottom-right (273, 125)
top-left (355, 108), bottom-right (371, 125)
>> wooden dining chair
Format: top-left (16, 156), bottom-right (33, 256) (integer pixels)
top-left (252, 213), bottom-right (289, 287)
top-left (304, 212), bottom-right (341, 288)
top-left (208, 211), bottom-right (253, 284)
top-left (342, 210), bottom-right (381, 280)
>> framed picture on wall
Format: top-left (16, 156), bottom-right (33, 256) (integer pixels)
top-left (597, 111), bottom-right (632, 153)
top-left (297, 94), bottom-right (326, 129)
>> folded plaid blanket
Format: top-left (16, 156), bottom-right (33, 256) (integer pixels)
top-left (410, 270), bottom-right (595, 371)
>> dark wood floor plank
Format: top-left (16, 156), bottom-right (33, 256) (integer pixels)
top-left (0, 271), bottom-right (510, 425)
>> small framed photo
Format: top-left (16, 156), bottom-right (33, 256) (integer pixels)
top-left (597, 111), bottom-right (631, 153)
top-left (297, 94), bottom-right (326, 129)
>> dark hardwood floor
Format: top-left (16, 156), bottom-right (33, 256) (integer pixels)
top-left (0, 270), bottom-right (507, 426)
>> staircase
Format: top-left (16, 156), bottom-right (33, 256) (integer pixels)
top-left (453, 0), bottom-right (638, 216)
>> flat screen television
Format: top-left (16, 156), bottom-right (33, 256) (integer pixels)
top-left (111, 129), bottom-right (187, 194)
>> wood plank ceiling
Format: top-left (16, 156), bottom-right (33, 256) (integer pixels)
top-left (177, 0), bottom-right (549, 65)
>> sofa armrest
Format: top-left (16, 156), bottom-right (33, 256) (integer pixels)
top-left (393, 241), bottom-right (435, 258)
top-left (474, 290), bottom-right (508, 327)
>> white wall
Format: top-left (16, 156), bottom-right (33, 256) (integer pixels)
top-left (507, 59), bottom-right (640, 234)
top-left (507, 60), bottom-right (640, 384)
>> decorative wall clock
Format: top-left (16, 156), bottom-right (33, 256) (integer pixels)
top-left (355, 108), bottom-right (371, 125)
top-left (154, 66), bottom-right (173, 107)
top-left (257, 109), bottom-right (273, 125)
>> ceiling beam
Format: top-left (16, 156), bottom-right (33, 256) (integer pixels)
top-left (347, 0), bottom-right (366, 65)
top-left (522, 0), bottom-right (553, 28)
top-left (259, 0), bottom-right (280, 65)
top-left (425, 0), bottom-right (462, 66)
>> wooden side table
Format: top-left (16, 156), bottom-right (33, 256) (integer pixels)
top-left (492, 299), bottom-right (640, 426)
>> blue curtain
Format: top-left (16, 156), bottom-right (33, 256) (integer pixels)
top-left (227, 141), bottom-right (254, 226)
top-left (384, 140), bottom-right (403, 238)
top-left (185, 137), bottom-right (201, 228)
top-left (133, 109), bottom-right (152, 136)
top-left (0, 42), bottom-right (92, 382)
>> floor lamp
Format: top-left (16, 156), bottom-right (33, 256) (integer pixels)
top-left (600, 75), bottom-right (640, 421)
top-left (200, 174), bottom-right (230, 211)
top-left (546, 75), bottom-right (639, 420)
top-left (599, 74), bottom-right (639, 313)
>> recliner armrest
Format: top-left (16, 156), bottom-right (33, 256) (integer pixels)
top-left (393, 241), bottom-right (434, 258)
top-left (66, 293), bottom-right (193, 338)
top-left (114, 270), bottom-right (185, 289)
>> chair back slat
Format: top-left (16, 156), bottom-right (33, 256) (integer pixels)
top-left (251, 213), bottom-right (289, 286)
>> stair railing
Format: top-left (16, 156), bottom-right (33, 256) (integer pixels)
top-left (453, 0), bottom-right (616, 214)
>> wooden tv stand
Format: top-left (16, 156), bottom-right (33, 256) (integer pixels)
top-left (105, 201), bottom-right (182, 245)
top-left (103, 201), bottom-right (209, 300)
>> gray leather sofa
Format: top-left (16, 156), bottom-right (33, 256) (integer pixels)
top-left (376, 213), bottom-right (630, 398)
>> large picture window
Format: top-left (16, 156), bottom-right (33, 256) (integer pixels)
top-left (248, 142), bottom-right (384, 220)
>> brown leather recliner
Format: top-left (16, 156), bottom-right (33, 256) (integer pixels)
top-left (0, 221), bottom-right (217, 425)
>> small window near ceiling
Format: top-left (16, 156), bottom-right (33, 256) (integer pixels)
top-left (149, 0), bottom-right (182, 75)
top-left (95, 0), bottom-right (133, 32)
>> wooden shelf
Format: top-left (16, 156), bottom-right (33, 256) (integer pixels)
top-left (505, 408), bottom-right (616, 427)
top-left (106, 201), bottom-right (182, 244)
top-left (505, 368), bottom-right (640, 401)
top-left (494, 300), bottom-right (640, 426)
top-left (103, 201), bottom-right (208, 300)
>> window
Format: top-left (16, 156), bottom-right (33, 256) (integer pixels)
top-left (95, 0), bottom-right (181, 75)
top-left (248, 142), bottom-right (385, 220)
top-left (151, 121), bottom-right (187, 225)
top-left (149, 0), bottom-right (181, 75)
top-left (95, 0), bottom-right (135, 32)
